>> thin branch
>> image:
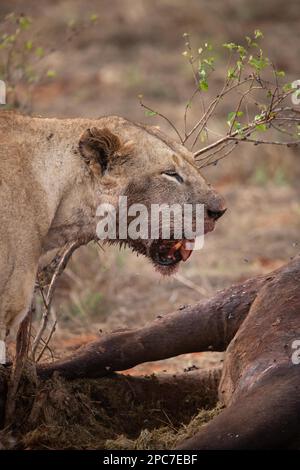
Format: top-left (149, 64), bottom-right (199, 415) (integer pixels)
top-left (194, 89), bottom-right (296, 160)
top-left (194, 124), bottom-right (250, 159)
top-left (185, 77), bottom-right (254, 145)
top-left (229, 136), bottom-right (300, 147)
top-left (229, 82), bottom-right (259, 134)
top-left (183, 33), bottom-right (199, 88)
top-left (139, 99), bottom-right (184, 144)
top-left (197, 131), bottom-right (299, 169)
top-left (199, 142), bottom-right (238, 169)
top-left (175, 273), bottom-right (208, 297)
top-left (271, 122), bottom-right (295, 137)
top-left (31, 240), bottom-right (82, 359)
top-left (274, 117), bottom-right (300, 122)
top-left (196, 139), bottom-right (235, 165)
top-left (184, 89), bottom-right (199, 138)
top-left (36, 320), bottom-right (57, 363)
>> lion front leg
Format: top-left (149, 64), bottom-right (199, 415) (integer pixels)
top-left (0, 257), bottom-right (37, 365)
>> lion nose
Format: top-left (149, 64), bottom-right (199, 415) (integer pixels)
top-left (207, 207), bottom-right (227, 220)
top-left (206, 192), bottom-right (227, 221)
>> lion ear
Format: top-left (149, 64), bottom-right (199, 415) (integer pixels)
top-left (78, 127), bottom-right (123, 175)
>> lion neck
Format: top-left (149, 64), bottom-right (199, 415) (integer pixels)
top-left (34, 137), bottom-right (99, 254)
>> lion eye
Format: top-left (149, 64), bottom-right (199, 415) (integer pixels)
top-left (162, 171), bottom-right (184, 184)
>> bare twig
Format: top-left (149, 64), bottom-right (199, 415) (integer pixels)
top-left (229, 136), bottom-right (300, 147)
top-left (36, 320), bottom-right (57, 363)
top-left (184, 89), bottom-right (198, 138)
top-left (175, 273), bottom-right (208, 297)
top-left (229, 82), bottom-right (259, 134)
top-left (193, 123), bottom-right (252, 159)
top-left (31, 240), bottom-right (82, 360)
top-left (193, 88), bottom-right (296, 163)
top-left (199, 142), bottom-right (238, 169)
top-left (185, 77), bottom-right (254, 146)
top-left (196, 140), bottom-right (236, 165)
top-left (139, 98), bottom-right (184, 144)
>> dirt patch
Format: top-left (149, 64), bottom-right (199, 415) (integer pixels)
top-left (4, 366), bottom-right (220, 450)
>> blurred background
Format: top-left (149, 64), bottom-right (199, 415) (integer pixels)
top-left (1, 0), bottom-right (299, 373)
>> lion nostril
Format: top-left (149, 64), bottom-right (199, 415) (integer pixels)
top-left (207, 208), bottom-right (227, 221)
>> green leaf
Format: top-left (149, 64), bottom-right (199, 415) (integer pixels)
top-left (19, 16), bottom-right (31, 30)
top-left (283, 82), bottom-right (292, 92)
top-left (248, 54), bottom-right (269, 72)
top-left (199, 79), bottom-right (208, 91)
top-left (227, 111), bottom-right (243, 120)
top-left (145, 110), bottom-right (157, 117)
top-left (233, 121), bottom-right (242, 131)
top-left (35, 47), bottom-right (44, 58)
top-left (237, 45), bottom-right (246, 59)
top-left (227, 67), bottom-right (236, 79)
top-left (227, 111), bottom-right (243, 127)
top-left (227, 112), bottom-right (235, 123)
top-left (254, 113), bottom-right (265, 121)
top-left (90, 13), bottom-right (98, 22)
top-left (275, 70), bottom-right (285, 77)
top-left (245, 36), bottom-right (256, 47)
top-left (255, 123), bottom-right (267, 132)
top-left (203, 57), bottom-right (215, 68)
top-left (254, 29), bottom-right (263, 39)
top-left (223, 42), bottom-right (237, 51)
top-left (25, 40), bottom-right (33, 51)
top-left (198, 66), bottom-right (206, 78)
top-left (46, 69), bottom-right (57, 78)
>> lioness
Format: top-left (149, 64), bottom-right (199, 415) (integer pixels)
top-left (0, 111), bottom-right (226, 364)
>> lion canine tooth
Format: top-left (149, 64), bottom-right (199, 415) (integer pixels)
top-left (173, 241), bottom-right (183, 250)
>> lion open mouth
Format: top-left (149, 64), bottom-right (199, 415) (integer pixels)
top-left (115, 237), bottom-right (196, 275)
top-left (150, 239), bottom-right (195, 267)
top-left (110, 217), bottom-right (218, 275)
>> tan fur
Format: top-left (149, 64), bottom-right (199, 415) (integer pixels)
top-left (0, 111), bottom-right (225, 355)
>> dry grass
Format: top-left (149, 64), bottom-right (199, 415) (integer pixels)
top-left (105, 405), bottom-right (223, 450)
top-left (5, 367), bottom-right (220, 450)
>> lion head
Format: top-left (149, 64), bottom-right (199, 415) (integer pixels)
top-left (78, 116), bottom-right (226, 274)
